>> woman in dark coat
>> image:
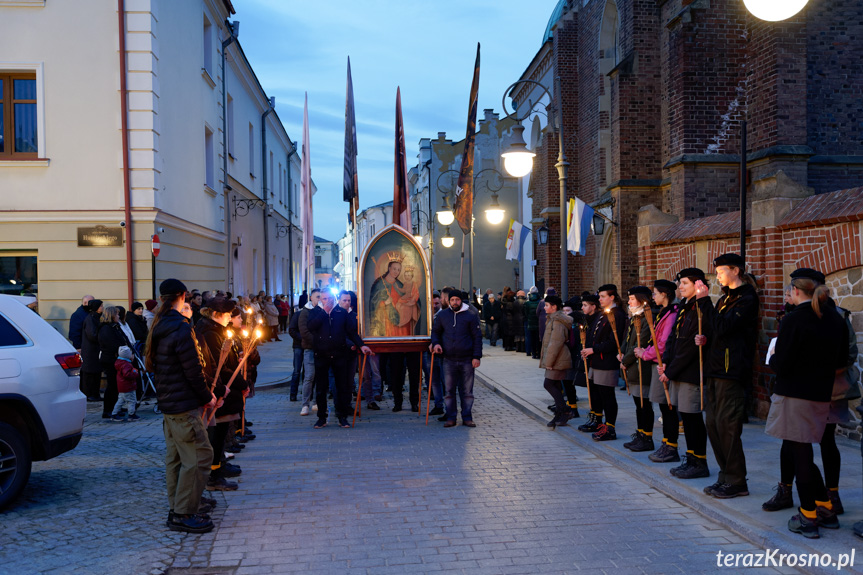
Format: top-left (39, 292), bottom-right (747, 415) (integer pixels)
top-left (500, 289), bottom-right (517, 351)
top-left (513, 291), bottom-right (527, 353)
top-left (482, 294), bottom-right (502, 346)
top-left (98, 306), bottom-right (129, 418)
top-left (80, 299), bottom-right (104, 401)
top-left (767, 269), bottom-right (847, 539)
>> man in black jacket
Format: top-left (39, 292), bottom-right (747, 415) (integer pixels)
top-left (149, 278), bottom-right (218, 534)
top-left (68, 294), bottom-right (93, 351)
top-left (659, 268), bottom-right (714, 480)
top-left (287, 302), bottom-right (304, 401)
top-left (431, 290), bottom-right (483, 428)
top-left (307, 290), bottom-right (371, 429)
top-left (80, 299), bottom-right (104, 402)
top-left (701, 253), bottom-right (759, 499)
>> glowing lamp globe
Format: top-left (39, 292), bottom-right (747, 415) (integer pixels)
top-left (437, 208), bottom-right (454, 226)
top-left (441, 227), bottom-right (455, 248)
top-left (742, 0), bottom-right (808, 21)
top-left (486, 209), bottom-right (505, 225)
top-left (501, 123), bottom-right (535, 178)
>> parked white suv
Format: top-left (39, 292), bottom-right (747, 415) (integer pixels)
top-left (0, 295), bottom-right (86, 510)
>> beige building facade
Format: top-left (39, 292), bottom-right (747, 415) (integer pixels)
top-left (0, 0), bottom-right (308, 335)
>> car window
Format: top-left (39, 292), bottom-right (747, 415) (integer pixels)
top-left (0, 314), bottom-right (27, 347)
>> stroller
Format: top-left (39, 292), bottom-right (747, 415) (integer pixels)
top-left (131, 341), bottom-right (159, 413)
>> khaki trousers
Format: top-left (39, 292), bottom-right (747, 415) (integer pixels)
top-left (163, 409), bottom-right (213, 515)
top-left (705, 377), bottom-right (748, 487)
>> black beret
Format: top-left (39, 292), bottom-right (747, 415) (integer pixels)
top-left (675, 268), bottom-right (706, 282)
top-left (654, 279), bottom-right (677, 294)
top-left (208, 297), bottom-right (236, 314)
top-left (790, 268), bottom-right (826, 285)
top-left (627, 286), bottom-right (652, 298)
top-left (597, 284), bottom-right (618, 294)
top-left (713, 253), bottom-right (745, 269)
top-left (131, 301), bottom-right (144, 311)
top-left (582, 294), bottom-right (599, 305)
top-left (231, 307), bottom-right (242, 317)
top-left (87, 299), bottom-right (103, 312)
top-left (159, 278), bottom-right (188, 296)
top-left (545, 295), bottom-right (564, 309)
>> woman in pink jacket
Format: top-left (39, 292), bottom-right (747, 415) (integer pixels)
top-left (635, 279), bottom-right (680, 464)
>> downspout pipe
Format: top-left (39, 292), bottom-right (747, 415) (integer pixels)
top-left (222, 22), bottom-right (238, 293)
top-left (262, 98), bottom-right (274, 293)
top-left (118, 0), bottom-right (134, 308)
top-left (286, 143), bottom-right (297, 306)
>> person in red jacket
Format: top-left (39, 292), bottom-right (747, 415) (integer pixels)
top-left (112, 346), bottom-right (140, 421)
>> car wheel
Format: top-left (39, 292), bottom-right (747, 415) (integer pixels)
top-left (0, 421), bottom-right (32, 511)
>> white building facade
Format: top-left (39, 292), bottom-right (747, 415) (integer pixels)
top-left (335, 200), bottom-right (393, 293)
top-left (0, 0), bottom-right (308, 334)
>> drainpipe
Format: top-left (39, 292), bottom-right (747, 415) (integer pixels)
top-left (286, 142), bottom-right (297, 305)
top-left (262, 97), bottom-right (275, 293)
top-left (118, 0), bottom-right (134, 308)
top-left (222, 22), bottom-right (238, 293)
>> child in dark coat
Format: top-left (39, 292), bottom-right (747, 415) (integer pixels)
top-left (112, 346), bottom-right (140, 421)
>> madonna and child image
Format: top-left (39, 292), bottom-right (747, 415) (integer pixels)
top-left (362, 228), bottom-right (429, 339)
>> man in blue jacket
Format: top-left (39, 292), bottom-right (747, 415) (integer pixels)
top-left (431, 290), bottom-right (483, 428)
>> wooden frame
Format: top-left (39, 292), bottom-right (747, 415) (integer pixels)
top-left (0, 73), bottom-right (38, 159)
top-left (358, 223), bottom-right (432, 351)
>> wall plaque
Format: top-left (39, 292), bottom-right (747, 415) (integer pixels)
top-left (77, 226), bottom-right (124, 247)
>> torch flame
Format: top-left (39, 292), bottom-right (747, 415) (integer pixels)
top-left (246, 308), bottom-right (253, 314)
top-left (226, 330), bottom-right (233, 338)
top-left (258, 318), bottom-right (263, 324)
top-left (605, 308), bottom-right (611, 314)
top-left (242, 330), bottom-right (249, 338)
top-left (255, 329), bottom-right (262, 339)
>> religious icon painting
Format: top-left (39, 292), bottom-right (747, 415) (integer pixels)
top-left (358, 224), bottom-right (432, 343)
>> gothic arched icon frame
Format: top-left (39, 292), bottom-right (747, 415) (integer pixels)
top-left (358, 223), bottom-right (432, 347)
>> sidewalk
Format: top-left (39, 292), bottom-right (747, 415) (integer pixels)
top-left (474, 342), bottom-right (863, 569)
top-left (254, 335), bottom-right (863, 569)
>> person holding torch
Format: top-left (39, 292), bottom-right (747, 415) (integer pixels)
top-left (619, 286), bottom-right (655, 452)
top-left (657, 268), bottom-right (714, 480)
top-left (579, 284), bottom-right (626, 441)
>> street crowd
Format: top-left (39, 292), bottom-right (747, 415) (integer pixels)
top-left (63, 252), bottom-right (863, 541)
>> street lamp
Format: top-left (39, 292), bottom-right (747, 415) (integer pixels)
top-left (485, 193), bottom-right (505, 225)
top-left (436, 193), bottom-right (455, 226)
top-left (441, 227), bottom-right (455, 248)
top-left (501, 123), bottom-right (535, 178)
top-left (502, 77), bottom-right (570, 299)
top-left (537, 221), bottom-right (550, 245)
top-left (743, 0), bottom-right (808, 21)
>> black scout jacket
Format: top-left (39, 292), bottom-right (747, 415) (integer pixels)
top-left (705, 283), bottom-right (759, 383)
top-left (663, 296), bottom-right (714, 385)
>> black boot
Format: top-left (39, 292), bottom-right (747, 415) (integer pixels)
top-left (673, 455), bottom-right (709, 479)
top-left (577, 412), bottom-right (600, 433)
top-left (762, 482), bottom-right (794, 512)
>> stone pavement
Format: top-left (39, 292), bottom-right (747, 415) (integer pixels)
top-left (0, 340), bottom-right (806, 575)
top-left (474, 342), bottom-right (863, 571)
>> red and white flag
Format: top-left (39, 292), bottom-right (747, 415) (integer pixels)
top-left (300, 93), bottom-right (314, 286)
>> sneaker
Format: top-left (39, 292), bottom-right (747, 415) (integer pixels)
top-left (110, 414), bottom-right (124, 422)
top-left (827, 490), bottom-right (844, 515)
top-left (592, 424), bottom-right (616, 441)
top-left (629, 433), bottom-right (655, 452)
top-left (788, 510), bottom-right (820, 539)
top-left (338, 417), bottom-right (351, 428)
top-left (168, 513), bottom-right (214, 534)
top-left (703, 481), bottom-right (723, 497)
top-left (762, 482), bottom-right (794, 512)
top-left (300, 406), bottom-right (310, 416)
top-left (815, 505), bottom-right (840, 529)
top-left (712, 483), bottom-right (749, 499)
top-left (206, 476), bottom-right (238, 491)
top-left (127, 414), bottom-right (140, 421)
top-left (367, 402), bottom-right (381, 410)
top-left (623, 432), bottom-right (641, 450)
top-left (220, 463), bottom-right (242, 477)
top-left (674, 456), bottom-right (709, 479)
top-left (429, 406), bottom-right (444, 416)
top-left (649, 443), bottom-right (680, 463)
top-left (313, 418), bottom-right (327, 429)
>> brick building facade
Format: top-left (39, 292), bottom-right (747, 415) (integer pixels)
top-left (519, 0), bottom-right (863, 416)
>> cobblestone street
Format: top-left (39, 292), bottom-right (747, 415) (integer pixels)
top-left (2, 377), bottom-right (799, 575)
